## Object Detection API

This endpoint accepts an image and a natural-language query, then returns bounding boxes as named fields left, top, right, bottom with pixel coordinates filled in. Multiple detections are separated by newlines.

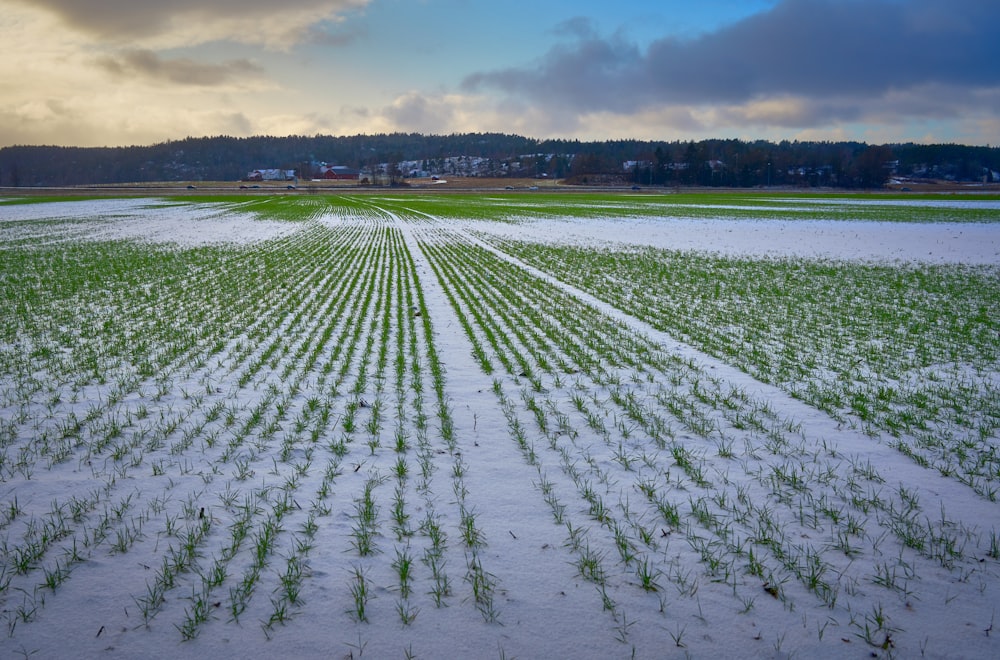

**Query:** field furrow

left=0, top=193, right=997, bottom=659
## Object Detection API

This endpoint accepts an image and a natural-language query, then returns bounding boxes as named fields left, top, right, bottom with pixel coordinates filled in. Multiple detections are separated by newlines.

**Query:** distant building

left=319, top=165, right=360, bottom=180
left=245, top=169, right=296, bottom=181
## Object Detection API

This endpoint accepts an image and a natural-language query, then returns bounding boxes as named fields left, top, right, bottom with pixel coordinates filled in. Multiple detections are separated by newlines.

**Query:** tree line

left=0, top=133, right=996, bottom=188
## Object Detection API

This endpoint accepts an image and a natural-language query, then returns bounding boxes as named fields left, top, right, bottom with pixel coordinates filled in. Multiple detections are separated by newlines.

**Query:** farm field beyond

left=1, top=192, right=999, bottom=659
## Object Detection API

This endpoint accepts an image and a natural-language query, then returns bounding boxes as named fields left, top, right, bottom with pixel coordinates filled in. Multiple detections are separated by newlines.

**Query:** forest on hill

left=0, top=133, right=997, bottom=188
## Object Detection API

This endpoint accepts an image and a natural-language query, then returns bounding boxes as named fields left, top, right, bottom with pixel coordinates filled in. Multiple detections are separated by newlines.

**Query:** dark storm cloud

left=96, top=50, right=264, bottom=86
left=464, top=22, right=645, bottom=114
left=463, top=0, right=1000, bottom=115
left=11, top=0, right=368, bottom=41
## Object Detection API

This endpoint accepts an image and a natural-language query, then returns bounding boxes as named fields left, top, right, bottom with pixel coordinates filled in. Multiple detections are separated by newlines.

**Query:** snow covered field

left=0, top=193, right=998, bottom=659
left=472, top=215, right=1000, bottom=264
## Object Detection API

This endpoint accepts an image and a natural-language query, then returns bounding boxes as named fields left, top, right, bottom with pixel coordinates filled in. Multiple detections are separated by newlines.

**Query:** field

left=0, top=192, right=998, bottom=658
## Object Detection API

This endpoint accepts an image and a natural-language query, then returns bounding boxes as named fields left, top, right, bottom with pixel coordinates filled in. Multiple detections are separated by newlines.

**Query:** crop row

left=398, top=215, right=998, bottom=656
left=484, top=237, right=1000, bottom=498
left=359, top=191, right=1000, bottom=223
left=0, top=201, right=497, bottom=651
left=1, top=195, right=997, bottom=658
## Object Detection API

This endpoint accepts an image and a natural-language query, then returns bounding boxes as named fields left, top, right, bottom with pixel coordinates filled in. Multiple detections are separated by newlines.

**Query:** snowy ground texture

left=1, top=192, right=999, bottom=659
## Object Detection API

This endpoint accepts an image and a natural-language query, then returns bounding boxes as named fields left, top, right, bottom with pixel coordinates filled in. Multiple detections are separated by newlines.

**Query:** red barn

left=320, top=165, right=360, bottom=180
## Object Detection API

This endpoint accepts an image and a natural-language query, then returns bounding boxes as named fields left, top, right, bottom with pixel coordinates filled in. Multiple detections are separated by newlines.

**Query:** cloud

left=0, top=94, right=259, bottom=148
left=463, top=27, right=643, bottom=115
left=306, top=90, right=557, bottom=139
left=463, top=0, right=1000, bottom=125
left=380, top=92, right=458, bottom=134
left=96, top=50, right=265, bottom=86
left=551, top=17, right=599, bottom=41
left=8, top=0, right=372, bottom=48
left=303, top=22, right=367, bottom=47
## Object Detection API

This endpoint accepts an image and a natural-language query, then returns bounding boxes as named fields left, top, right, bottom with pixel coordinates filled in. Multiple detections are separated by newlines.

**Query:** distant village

left=245, top=153, right=1000, bottom=189
left=243, top=164, right=361, bottom=182
left=243, top=156, right=509, bottom=183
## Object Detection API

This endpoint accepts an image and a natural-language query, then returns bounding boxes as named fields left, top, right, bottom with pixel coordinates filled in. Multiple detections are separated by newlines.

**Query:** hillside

left=1, top=133, right=997, bottom=189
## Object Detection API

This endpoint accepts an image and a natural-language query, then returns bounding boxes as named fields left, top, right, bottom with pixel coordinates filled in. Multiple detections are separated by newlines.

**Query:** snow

left=0, top=195, right=998, bottom=659
left=781, top=197, right=1000, bottom=210
left=469, top=216, right=1000, bottom=264
left=0, top=199, right=294, bottom=245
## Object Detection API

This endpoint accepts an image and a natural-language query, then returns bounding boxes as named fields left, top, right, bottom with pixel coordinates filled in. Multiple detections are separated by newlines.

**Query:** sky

left=1, top=0, right=998, bottom=148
